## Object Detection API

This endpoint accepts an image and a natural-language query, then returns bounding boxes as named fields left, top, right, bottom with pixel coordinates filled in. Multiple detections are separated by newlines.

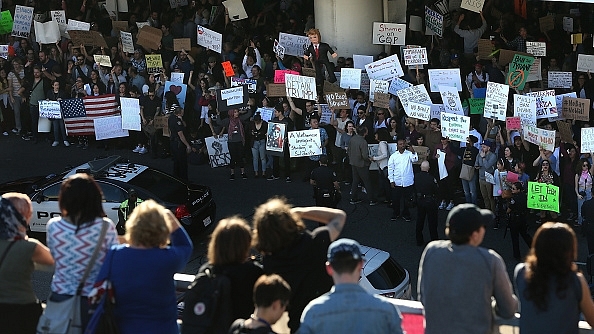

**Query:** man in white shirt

left=388, top=138, right=418, bottom=221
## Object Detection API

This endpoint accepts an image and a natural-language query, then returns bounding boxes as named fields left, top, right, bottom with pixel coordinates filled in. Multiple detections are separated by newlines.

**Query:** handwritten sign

left=197, top=25, right=222, bottom=53
left=205, top=135, right=230, bottom=167
left=526, top=42, right=546, bottom=57
left=145, top=54, right=163, bottom=74
left=94, top=116, right=129, bottom=140
left=274, top=69, right=299, bottom=84
left=523, top=125, right=540, bottom=147
left=0, top=11, right=14, bottom=35
left=365, top=54, right=404, bottom=80
left=257, top=107, right=274, bottom=122
left=325, top=92, right=349, bottom=109
left=556, top=120, right=573, bottom=143
left=170, top=72, right=184, bottom=83
left=428, top=68, right=462, bottom=92
left=555, top=92, right=576, bottom=121
left=67, top=19, right=90, bottom=31
left=11, top=5, right=33, bottom=38
left=221, top=61, right=234, bottom=77
left=527, top=182, right=559, bottom=213
left=406, top=102, right=431, bottom=121
left=120, top=97, right=141, bottom=131
left=318, top=104, right=332, bottom=124
left=388, top=77, right=412, bottom=95
left=285, top=74, right=317, bottom=100
left=403, top=47, right=428, bottom=66
left=514, top=94, right=536, bottom=126
left=538, top=128, right=556, bottom=151
left=68, top=30, right=108, bottom=48
left=507, top=54, right=535, bottom=90
left=217, top=85, right=248, bottom=111
left=266, top=83, right=286, bottom=97
left=526, top=90, right=557, bottom=119
left=278, top=32, right=309, bottom=57
left=506, top=117, right=521, bottom=130
left=39, top=101, right=61, bottom=118
left=397, top=84, right=432, bottom=114
left=273, top=39, right=285, bottom=59
left=93, top=55, right=112, bottom=67
left=369, top=79, right=389, bottom=102
left=441, top=113, right=470, bottom=142
left=430, top=104, right=445, bottom=120
left=563, top=17, right=573, bottom=32
left=439, top=85, right=464, bottom=115
left=372, top=22, right=406, bottom=45
left=562, top=97, right=590, bottom=121
left=548, top=72, right=572, bottom=89
left=120, top=31, right=134, bottom=54
left=340, top=68, right=362, bottom=89
left=231, top=77, right=257, bottom=94
left=469, top=98, right=485, bottom=115
left=582, top=128, right=594, bottom=153
left=425, top=6, right=443, bottom=37
left=577, top=54, right=594, bottom=73
left=483, top=82, right=508, bottom=121
left=288, top=130, right=321, bottom=158
left=461, top=0, right=484, bottom=13
left=374, top=92, right=390, bottom=109
left=173, top=38, right=191, bottom=51
left=478, top=39, right=493, bottom=60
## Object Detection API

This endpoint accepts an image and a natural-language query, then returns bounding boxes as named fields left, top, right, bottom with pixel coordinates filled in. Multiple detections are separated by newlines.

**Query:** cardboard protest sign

left=266, top=83, right=286, bottom=97
left=197, top=25, right=222, bottom=53
left=369, top=79, right=389, bottom=102
left=231, top=77, right=257, bottom=94
left=274, top=70, right=299, bottom=84
left=406, top=102, right=431, bottom=121
left=539, top=15, right=554, bottom=32
left=483, top=82, right=509, bottom=121
left=507, top=54, right=535, bottom=90
left=301, top=67, right=316, bottom=78
left=257, top=107, right=274, bottom=122
left=340, top=68, right=362, bottom=90
left=120, top=31, right=134, bottom=54
left=136, top=25, right=162, bottom=51
left=119, top=97, right=141, bottom=131
left=469, top=98, right=485, bottom=115
left=111, top=21, right=128, bottom=33
left=68, top=30, right=108, bottom=48
left=288, top=130, right=322, bottom=158
left=562, top=97, right=590, bottom=121
left=11, top=5, right=33, bottom=38
left=555, top=92, right=576, bottom=120
left=365, top=54, right=404, bottom=80
left=440, top=113, right=470, bottom=142
left=527, top=182, right=559, bottom=213
left=266, top=122, right=286, bottom=155
left=216, top=85, right=249, bottom=111
left=273, top=39, right=285, bottom=59
left=93, top=55, right=112, bottom=67
left=173, top=38, right=191, bottom=52
left=498, top=49, right=531, bottom=66
left=439, top=85, right=464, bottom=115
left=526, top=90, right=557, bottom=119
left=222, top=0, right=248, bottom=21
left=548, top=72, right=572, bottom=89
left=373, top=92, right=391, bottom=109
left=284, top=74, right=316, bottom=100
left=388, top=77, right=412, bottom=95
left=145, top=54, right=163, bottom=73
left=526, top=42, right=546, bottom=57
left=353, top=55, right=374, bottom=70
left=477, top=39, right=493, bottom=60
left=577, top=54, right=594, bottom=73
left=325, top=92, right=349, bottom=109
left=372, top=22, right=406, bottom=45
left=94, top=116, right=129, bottom=140
left=164, top=81, right=187, bottom=109
left=50, top=10, right=68, bottom=38
left=0, top=11, right=13, bottom=35
left=461, top=0, right=484, bottom=13
left=67, top=19, right=90, bottom=31
left=205, top=135, right=231, bottom=167
left=222, top=61, right=234, bottom=77
left=153, top=115, right=169, bottom=136
left=425, top=6, right=443, bottom=37
left=582, top=128, right=594, bottom=153
left=278, top=32, right=309, bottom=57
left=324, top=81, right=344, bottom=93
left=506, top=117, right=521, bottom=131
left=428, top=68, right=462, bottom=92
left=34, top=20, right=60, bottom=44
left=170, top=72, right=184, bottom=83
left=397, top=84, right=432, bottom=114
left=556, top=120, right=573, bottom=144
left=403, top=47, right=428, bottom=66
left=39, top=101, right=62, bottom=119
left=136, top=22, right=150, bottom=30
left=514, top=94, right=536, bottom=126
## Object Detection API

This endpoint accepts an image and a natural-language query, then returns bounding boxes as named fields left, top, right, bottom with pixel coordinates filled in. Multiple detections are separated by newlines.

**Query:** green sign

left=469, top=98, right=485, bottom=115
left=0, top=11, right=13, bottom=35
left=506, top=54, right=535, bottom=90
left=527, top=181, right=559, bottom=213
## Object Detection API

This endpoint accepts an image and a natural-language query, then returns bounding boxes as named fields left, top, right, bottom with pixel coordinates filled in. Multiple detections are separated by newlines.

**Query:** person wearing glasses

left=575, top=158, right=594, bottom=226
left=354, top=105, right=374, bottom=144
left=372, top=108, right=389, bottom=131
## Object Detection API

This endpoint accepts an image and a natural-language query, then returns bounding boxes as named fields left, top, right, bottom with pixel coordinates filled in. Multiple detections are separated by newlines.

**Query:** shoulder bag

left=37, top=220, right=109, bottom=334
left=85, top=249, right=120, bottom=334
left=459, top=164, right=475, bottom=181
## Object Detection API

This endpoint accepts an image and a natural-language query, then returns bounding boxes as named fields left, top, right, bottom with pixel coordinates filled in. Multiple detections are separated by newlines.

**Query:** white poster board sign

left=340, top=68, right=362, bottom=89
left=372, top=22, right=406, bottom=46
left=94, top=116, right=129, bottom=140
left=548, top=71, right=573, bottom=89
left=353, top=55, right=374, bottom=70
left=526, top=58, right=542, bottom=82
left=257, top=107, right=274, bottom=122
left=430, top=104, right=445, bottom=120
left=406, top=102, right=431, bottom=121
left=441, top=113, right=470, bottom=142
left=120, top=97, right=141, bottom=131
left=397, top=84, right=432, bottom=114
left=278, top=32, right=310, bottom=57
left=388, top=77, right=412, bottom=95
left=483, top=81, right=509, bottom=121
left=428, top=68, right=462, bottom=92
left=526, top=90, right=558, bottom=119
left=288, top=129, right=322, bottom=158
left=36, top=20, right=61, bottom=44
left=403, top=47, right=428, bottom=66
left=50, top=10, right=68, bottom=39
left=369, top=79, right=389, bottom=102
left=39, top=100, right=62, bottom=119
left=67, top=19, right=90, bottom=31
left=205, top=135, right=230, bottom=167
left=222, top=0, right=248, bottom=21
left=526, top=42, right=546, bottom=57
left=439, top=85, right=464, bottom=115
left=460, top=0, right=485, bottom=13
left=577, top=54, right=594, bottom=73
left=11, top=5, right=34, bottom=38
left=120, top=31, right=134, bottom=54
left=365, top=54, right=404, bottom=80
left=513, top=94, right=536, bottom=126
left=581, top=128, right=594, bottom=153
left=197, top=25, right=222, bottom=53
left=285, top=74, right=317, bottom=100
left=170, top=72, right=184, bottom=83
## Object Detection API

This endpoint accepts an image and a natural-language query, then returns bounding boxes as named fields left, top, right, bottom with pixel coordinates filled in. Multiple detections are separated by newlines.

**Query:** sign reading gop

left=372, top=22, right=406, bottom=46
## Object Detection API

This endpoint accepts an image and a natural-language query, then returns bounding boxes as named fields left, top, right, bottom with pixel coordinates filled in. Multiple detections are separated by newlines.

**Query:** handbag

left=459, top=164, right=475, bottom=181
left=37, top=220, right=109, bottom=334
left=85, top=251, right=120, bottom=334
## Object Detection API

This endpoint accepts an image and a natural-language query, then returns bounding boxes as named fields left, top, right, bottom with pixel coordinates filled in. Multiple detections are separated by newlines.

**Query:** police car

left=0, top=156, right=216, bottom=236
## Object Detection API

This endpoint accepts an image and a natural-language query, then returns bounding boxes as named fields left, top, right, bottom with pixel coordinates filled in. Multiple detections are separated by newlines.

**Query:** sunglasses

left=584, top=164, right=589, bottom=167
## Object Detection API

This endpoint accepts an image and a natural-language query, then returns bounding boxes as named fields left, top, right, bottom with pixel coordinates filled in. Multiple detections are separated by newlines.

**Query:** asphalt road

left=1, top=133, right=589, bottom=301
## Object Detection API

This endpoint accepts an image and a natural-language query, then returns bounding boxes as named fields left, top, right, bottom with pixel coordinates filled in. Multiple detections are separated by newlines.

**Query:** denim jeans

left=461, top=172, right=478, bottom=204
left=52, top=118, right=67, bottom=142
left=251, top=139, right=266, bottom=173
left=578, top=189, right=592, bottom=224
left=10, top=95, right=21, bottom=131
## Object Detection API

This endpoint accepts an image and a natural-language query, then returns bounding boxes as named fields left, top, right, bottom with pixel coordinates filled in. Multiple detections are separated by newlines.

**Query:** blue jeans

left=52, top=118, right=67, bottom=142
left=252, top=139, right=266, bottom=173
left=461, top=172, right=478, bottom=204
left=578, top=189, right=592, bottom=224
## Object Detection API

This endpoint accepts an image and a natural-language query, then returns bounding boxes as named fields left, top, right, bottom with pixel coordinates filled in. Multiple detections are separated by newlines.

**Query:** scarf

left=227, top=110, right=245, bottom=144
left=0, top=198, right=27, bottom=241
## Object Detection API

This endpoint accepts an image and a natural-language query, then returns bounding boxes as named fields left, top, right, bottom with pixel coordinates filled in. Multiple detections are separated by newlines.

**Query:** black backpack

left=181, top=264, right=233, bottom=334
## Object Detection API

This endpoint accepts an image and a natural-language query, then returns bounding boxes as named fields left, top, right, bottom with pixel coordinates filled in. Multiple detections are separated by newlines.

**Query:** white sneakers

left=63, top=141, right=70, bottom=147
left=138, top=147, right=148, bottom=154
left=52, top=141, right=59, bottom=147
left=133, top=145, right=142, bottom=153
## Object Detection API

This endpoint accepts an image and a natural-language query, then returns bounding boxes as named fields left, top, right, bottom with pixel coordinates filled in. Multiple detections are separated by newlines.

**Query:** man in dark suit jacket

left=304, top=28, right=338, bottom=85
left=354, top=105, right=374, bottom=143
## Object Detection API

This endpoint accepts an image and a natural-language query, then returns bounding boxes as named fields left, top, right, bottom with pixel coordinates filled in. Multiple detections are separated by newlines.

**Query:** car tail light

left=380, top=292, right=396, bottom=298
left=175, top=204, right=191, bottom=219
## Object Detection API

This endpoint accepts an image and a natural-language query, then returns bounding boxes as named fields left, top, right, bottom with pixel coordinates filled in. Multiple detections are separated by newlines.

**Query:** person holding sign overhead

left=304, top=28, right=338, bottom=86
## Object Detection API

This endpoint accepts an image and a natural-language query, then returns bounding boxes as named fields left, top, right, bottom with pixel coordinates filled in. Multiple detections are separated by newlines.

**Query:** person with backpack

left=182, top=217, right=264, bottom=334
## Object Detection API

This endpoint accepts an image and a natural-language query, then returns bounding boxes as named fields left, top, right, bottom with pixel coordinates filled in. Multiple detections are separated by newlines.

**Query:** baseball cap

left=327, top=238, right=363, bottom=263
left=451, top=53, right=459, bottom=60
left=446, top=203, right=493, bottom=236
left=481, top=139, right=494, bottom=148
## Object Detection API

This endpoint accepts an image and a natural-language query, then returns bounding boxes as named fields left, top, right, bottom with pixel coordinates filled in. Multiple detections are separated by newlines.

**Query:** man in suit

left=304, top=28, right=338, bottom=86
left=347, top=126, right=377, bottom=206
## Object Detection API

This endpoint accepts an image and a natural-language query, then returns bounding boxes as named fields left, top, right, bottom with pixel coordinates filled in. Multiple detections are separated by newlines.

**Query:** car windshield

left=367, top=257, right=407, bottom=290
left=127, top=169, right=187, bottom=203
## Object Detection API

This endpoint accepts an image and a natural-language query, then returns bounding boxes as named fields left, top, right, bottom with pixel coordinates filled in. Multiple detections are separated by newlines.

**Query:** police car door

left=30, top=182, right=62, bottom=233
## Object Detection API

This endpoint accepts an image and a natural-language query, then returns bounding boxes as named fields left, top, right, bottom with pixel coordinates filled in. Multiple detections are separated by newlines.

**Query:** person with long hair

left=561, top=144, right=580, bottom=223
left=222, top=109, right=247, bottom=180
left=371, top=128, right=392, bottom=203
left=247, top=112, right=268, bottom=178
left=575, top=158, right=594, bottom=226
left=515, top=222, right=594, bottom=332
left=534, top=158, right=560, bottom=223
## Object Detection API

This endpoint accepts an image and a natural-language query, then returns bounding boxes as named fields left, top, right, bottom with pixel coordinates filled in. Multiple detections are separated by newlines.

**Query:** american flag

left=61, top=94, right=119, bottom=136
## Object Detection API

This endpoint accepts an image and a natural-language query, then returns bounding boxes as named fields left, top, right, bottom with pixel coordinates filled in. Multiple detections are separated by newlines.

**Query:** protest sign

left=498, top=49, right=531, bottom=66
left=526, top=90, right=557, bottom=119
left=425, top=6, right=443, bottom=37
left=469, top=98, right=485, bottom=115
left=302, top=67, right=316, bottom=78
left=145, top=54, right=163, bottom=74
left=478, top=39, right=493, bottom=60
left=67, top=19, right=90, bottom=31
left=555, top=92, right=576, bottom=120
left=461, top=0, right=484, bottom=13
left=136, top=25, right=162, bottom=51
left=266, top=122, right=286, bottom=155
left=353, top=55, right=374, bottom=70
left=39, top=101, right=61, bottom=119
left=136, top=22, right=150, bottom=30
left=231, top=77, right=257, bottom=94
left=173, top=38, right=191, bottom=51
left=397, top=84, right=432, bottom=113
left=216, top=85, right=249, bottom=111
left=318, top=104, right=332, bottom=124
left=563, top=17, right=573, bottom=32
left=94, top=116, right=129, bottom=140
left=205, top=135, right=230, bottom=168
left=430, top=104, right=445, bottom=120
left=93, top=55, right=112, bottom=67
left=164, top=81, right=187, bottom=109
left=324, top=81, right=344, bottom=93
left=556, top=120, right=574, bottom=143
left=577, top=54, right=594, bottom=73
left=506, top=117, right=521, bottom=131
left=582, top=128, right=594, bottom=153
left=388, top=77, right=412, bottom=95
left=68, top=30, right=108, bottom=48
left=340, top=68, right=362, bottom=90
left=105, top=0, right=129, bottom=12
left=274, top=69, right=299, bottom=84
left=527, top=182, right=559, bottom=213
left=119, top=97, right=141, bottom=131
left=507, top=54, right=535, bottom=90
left=562, top=97, right=590, bottom=121
left=0, top=45, right=8, bottom=60
left=11, top=5, right=33, bottom=38
left=523, top=125, right=540, bottom=146
left=285, top=74, right=317, bottom=100
left=369, top=79, right=389, bottom=102
left=325, top=92, right=349, bottom=109
left=483, top=82, right=509, bottom=121
left=34, top=20, right=60, bottom=44
left=168, top=0, right=188, bottom=8
left=111, top=21, right=128, bottom=33
left=197, top=25, right=222, bottom=53
left=428, top=68, right=462, bottom=92
left=120, top=31, right=134, bottom=54
left=526, top=42, right=546, bottom=57
left=288, top=130, right=322, bottom=158
left=548, top=72, right=572, bottom=89
left=365, top=55, right=404, bottom=80
left=278, top=32, right=309, bottom=57
left=403, top=47, right=428, bottom=66
left=153, top=115, right=169, bottom=136
left=222, top=0, right=248, bottom=21
left=38, top=117, right=51, bottom=133
left=373, top=92, right=390, bottom=109
left=266, top=83, right=286, bottom=97
left=273, top=39, right=285, bottom=59
left=526, top=58, right=541, bottom=82
left=539, top=128, right=556, bottom=151
left=170, top=72, right=184, bottom=83
left=473, top=87, right=486, bottom=98
left=539, top=15, right=554, bottom=32
left=222, top=61, right=234, bottom=77
left=514, top=94, right=536, bottom=126
left=439, top=85, right=464, bottom=115
left=406, top=102, right=431, bottom=121
left=440, top=113, right=470, bottom=142
left=372, top=22, right=406, bottom=45
left=0, top=11, right=13, bottom=35
left=257, top=107, right=275, bottom=122
left=571, top=33, right=583, bottom=45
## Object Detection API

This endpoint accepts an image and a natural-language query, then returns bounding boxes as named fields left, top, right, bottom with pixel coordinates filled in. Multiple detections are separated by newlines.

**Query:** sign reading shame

left=372, top=22, right=406, bottom=45
left=288, top=130, right=322, bottom=158
left=285, top=74, right=317, bottom=100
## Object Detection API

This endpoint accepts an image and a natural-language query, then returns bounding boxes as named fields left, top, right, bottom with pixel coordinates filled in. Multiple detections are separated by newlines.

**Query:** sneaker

left=438, top=200, right=446, bottom=210
left=267, top=175, right=279, bottom=181
left=446, top=202, right=455, bottom=211
left=286, top=177, right=292, bottom=183
left=349, top=199, right=362, bottom=204
left=52, top=141, right=59, bottom=147
left=21, top=135, right=30, bottom=141
left=362, top=187, right=367, bottom=194
left=241, top=173, right=247, bottom=180
left=229, top=174, right=235, bottom=180
left=391, top=216, right=399, bottom=221
left=2, top=131, right=7, bottom=136
left=11, top=128, right=18, bottom=134
left=403, top=216, right=412, bottom=222
left=369, top=201, right=378, bottom=206
left=63, top=141, right=70, bottom=147
left=132, top=145, right=141, bottom=153
left=138, top=147, right=148, bottom=154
